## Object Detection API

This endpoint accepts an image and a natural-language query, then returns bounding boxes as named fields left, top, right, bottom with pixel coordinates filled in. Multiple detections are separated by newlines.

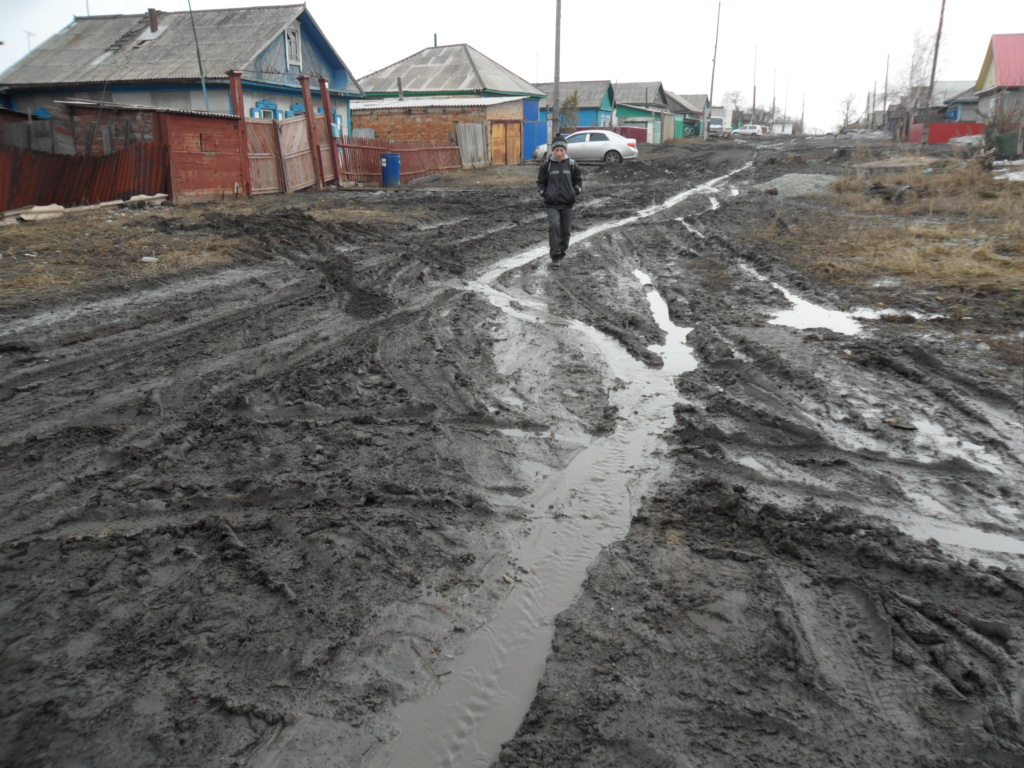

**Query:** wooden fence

left=0, top=143, right=168, bottom=212
left=338, top=136, right=461, bottom=184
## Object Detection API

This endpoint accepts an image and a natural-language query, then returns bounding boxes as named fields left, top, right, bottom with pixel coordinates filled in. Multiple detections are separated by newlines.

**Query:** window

left=285, top=26, right=301, bottom=67
left=590, top=132, right=609, bottom=143
left=567, top=133, right=587, bottom=144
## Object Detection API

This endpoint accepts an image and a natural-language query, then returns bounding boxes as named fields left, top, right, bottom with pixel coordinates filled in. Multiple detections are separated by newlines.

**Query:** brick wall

left=353, top=105, right=493, bottom=143
left=485, top=101, right=524, bottom=121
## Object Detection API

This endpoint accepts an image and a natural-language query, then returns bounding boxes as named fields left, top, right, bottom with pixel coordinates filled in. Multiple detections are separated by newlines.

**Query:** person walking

left=537, top=137, right=583, bottom=262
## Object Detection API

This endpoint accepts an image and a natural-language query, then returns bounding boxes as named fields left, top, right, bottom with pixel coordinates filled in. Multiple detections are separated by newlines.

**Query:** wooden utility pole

left=752, top=46, right=757, bottom=117
left=922, top=0, right=946, bottom=144
left=552, top=0, right=561, bottom=141
left=704, top=1, right=721, bottom=140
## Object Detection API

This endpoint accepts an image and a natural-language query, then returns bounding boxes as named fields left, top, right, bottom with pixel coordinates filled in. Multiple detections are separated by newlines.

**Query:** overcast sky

left=1, top=0, right=1019, bottom=133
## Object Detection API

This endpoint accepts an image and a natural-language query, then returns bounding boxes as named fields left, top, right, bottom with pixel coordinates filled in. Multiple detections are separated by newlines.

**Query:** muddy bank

left=2, top=137, right=1022, bottom=768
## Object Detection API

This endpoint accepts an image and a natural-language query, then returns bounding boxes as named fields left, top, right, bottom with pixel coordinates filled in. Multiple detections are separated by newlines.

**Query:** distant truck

left=707, top=107, right=734, bottom=136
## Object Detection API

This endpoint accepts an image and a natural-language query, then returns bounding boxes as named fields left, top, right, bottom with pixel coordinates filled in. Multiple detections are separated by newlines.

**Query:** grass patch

left=767, top=156, right=1024, bottom=297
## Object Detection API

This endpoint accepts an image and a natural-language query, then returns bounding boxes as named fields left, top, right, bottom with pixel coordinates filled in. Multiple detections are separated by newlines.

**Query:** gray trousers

left=546, top=206, right=573, bottom=255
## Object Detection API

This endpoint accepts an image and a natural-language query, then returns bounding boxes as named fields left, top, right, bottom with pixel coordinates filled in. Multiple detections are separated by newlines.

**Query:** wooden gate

left=246, top=119, right=282, bottom=195
left=456, top=123, right=487, bottom=168
left=315, top=115, right=337, bottom=183
left=278, top=116, right=316, bottom=192
left=489, top=120, right=522, bottom=166
left=246, top=116, right=317, bottom=195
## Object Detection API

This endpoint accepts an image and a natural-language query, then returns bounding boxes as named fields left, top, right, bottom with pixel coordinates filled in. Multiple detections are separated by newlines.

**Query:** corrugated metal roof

left=678, top=94, right=709, bottom=110
left=0, top=5, right=351, bottom=89
left=359, top=44, right=543, bottom=98
left=56, top=98, right=237, bottom=119
left=352, top=96, right=520, bottom=110
left=993, top=34, right=1024, bottom=87
left=975, top=34, right=1024, bottom=92
left=613, top=82, right=667, bottom=107
left=532, top=81, right=613, bottom=109
left=665, top=91, right=701, bottom=115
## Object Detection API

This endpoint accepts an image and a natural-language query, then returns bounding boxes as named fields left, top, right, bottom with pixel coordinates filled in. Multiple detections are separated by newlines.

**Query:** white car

left=533, top=130, right=639, bottom=163
left=733, top=124, right=765, bottom=136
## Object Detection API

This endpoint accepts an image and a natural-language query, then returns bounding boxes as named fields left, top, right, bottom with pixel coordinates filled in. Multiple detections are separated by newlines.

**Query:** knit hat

left=551, top=138, right=568, bottom=151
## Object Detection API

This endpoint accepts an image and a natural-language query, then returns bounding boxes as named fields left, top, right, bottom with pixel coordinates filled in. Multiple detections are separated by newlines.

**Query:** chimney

left=148, top=8, right=158, bottom=33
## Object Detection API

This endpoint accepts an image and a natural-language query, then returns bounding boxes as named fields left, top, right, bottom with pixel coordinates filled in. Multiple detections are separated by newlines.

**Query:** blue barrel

left=381, top=152, right=401, bottom=187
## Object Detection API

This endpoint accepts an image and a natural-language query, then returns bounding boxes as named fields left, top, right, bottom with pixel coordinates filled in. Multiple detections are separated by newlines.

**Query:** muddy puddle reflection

left=365, top=174, right=749, bottom=768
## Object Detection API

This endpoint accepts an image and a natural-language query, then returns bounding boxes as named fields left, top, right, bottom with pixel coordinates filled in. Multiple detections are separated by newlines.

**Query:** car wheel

left=603, top=150, right=622, bottom=164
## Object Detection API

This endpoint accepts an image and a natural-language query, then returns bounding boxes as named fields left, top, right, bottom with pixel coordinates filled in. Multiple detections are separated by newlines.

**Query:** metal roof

left=358, top=44, right=543, bottom=98
left=678, top=93, right=709, bottom=111
left=0, top=5, right=358, bottom=94
left=612, top=82, right=668, bottom=107
left=975, top=33, right=1024, bottom=91
left=532, top=81, right=613, bottom=109
left=55, top=98, right=237, bottom=119
left=352, top=96, right=521, bottom=110
left=665, top=91, right=701, bottom=115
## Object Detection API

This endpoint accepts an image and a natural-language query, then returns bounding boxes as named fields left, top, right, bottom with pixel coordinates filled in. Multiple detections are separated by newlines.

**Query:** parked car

left=533, top=130, right=639, bottom=163
left=733, top=124, right=765, bottom=136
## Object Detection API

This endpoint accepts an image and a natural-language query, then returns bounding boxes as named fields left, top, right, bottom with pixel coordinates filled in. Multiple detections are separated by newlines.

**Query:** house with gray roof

left=533, top=81, right=615, bottom=130
left=665, top=91, right=703, bottom=138
left=613, top=82, right=670, bottom=142
left=357, top=44, right=545, bottom=163
left=0, top=5, right=362, bottom=132
left=359, top=44, right=543, bottom=100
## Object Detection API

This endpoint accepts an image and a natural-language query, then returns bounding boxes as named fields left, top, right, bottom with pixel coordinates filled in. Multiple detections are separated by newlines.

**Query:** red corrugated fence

left=0, top=143, right=169, bottom=212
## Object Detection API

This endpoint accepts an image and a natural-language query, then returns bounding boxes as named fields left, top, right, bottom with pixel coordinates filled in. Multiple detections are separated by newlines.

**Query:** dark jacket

left=537, top=156, right=583, bottom=209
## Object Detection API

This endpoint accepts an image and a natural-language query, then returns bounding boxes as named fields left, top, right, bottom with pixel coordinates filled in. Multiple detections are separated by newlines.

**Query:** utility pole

left=883, top=55, right=889, bottom=112
left=24, top=30, right=35, bottom=52
left=922, top=0, right=946, bottom=144
left=752, top=46, right=757, bottom=118
left=704, top=1, right=721, bottom=140
left=552, top=0, right=561, bottom=142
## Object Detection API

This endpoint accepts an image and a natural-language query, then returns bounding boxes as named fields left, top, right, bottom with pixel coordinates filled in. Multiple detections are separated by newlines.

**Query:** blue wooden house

left=0, top=5, right=363, bottom=135
left=534, top=81, right=615, bottom=132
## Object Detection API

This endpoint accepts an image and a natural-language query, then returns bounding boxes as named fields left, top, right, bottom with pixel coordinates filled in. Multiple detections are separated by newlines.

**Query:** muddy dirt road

left=2, top=138, right=1023, bottom=768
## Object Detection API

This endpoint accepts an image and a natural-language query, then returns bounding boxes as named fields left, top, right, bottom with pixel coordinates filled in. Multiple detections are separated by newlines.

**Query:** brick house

left=357, top=44, right=544, bottom=163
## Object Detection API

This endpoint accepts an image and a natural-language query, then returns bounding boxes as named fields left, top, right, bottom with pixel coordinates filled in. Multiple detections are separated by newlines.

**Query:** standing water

left=365, top=170, right=746, bottom=767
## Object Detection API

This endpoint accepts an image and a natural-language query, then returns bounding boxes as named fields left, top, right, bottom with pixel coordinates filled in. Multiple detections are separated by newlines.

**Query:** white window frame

left=285, top=25, right=302, bottom=67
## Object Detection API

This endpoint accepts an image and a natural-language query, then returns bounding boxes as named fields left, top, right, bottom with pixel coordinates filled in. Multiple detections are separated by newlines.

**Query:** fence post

left=318, top=77, right=342, bottom=183
left=229, top=71, right=252, bottom=197
left=299, top=75, right=325, bottom=189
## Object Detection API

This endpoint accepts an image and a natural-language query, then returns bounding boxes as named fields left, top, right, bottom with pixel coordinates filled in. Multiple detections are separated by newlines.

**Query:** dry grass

left=769, top=155, right=1024, bottom=298
left=0, top=206, right=245, bottom=308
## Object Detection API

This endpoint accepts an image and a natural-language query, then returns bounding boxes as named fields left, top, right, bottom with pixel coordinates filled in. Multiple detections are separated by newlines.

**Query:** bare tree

left=723, top=90, right=744, bottom=112
left=894, top=30, right=935, bottom=110
left=837, top=94, right=859, bottom=133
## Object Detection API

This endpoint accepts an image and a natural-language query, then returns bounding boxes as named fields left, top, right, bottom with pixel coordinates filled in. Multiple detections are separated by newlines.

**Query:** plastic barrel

left=381, top=152, right=401, bottom=187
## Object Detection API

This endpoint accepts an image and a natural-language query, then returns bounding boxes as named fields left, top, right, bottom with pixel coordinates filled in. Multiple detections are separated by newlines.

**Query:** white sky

left=0, top=0, right=1020, bottom=133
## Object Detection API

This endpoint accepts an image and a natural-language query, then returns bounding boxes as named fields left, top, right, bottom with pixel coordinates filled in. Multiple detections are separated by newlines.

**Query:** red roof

left=990, top=34, right=1024, bottom=87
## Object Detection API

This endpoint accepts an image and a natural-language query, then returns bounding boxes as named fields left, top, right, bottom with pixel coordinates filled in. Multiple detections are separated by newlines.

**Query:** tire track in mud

left=358, top=166, right=752, bottom=768
left=496, top=147, right=1024, bottom=767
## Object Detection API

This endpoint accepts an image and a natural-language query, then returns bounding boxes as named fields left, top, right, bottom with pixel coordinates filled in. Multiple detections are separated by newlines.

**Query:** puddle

left=740, top=263, right=868, bottom=335
left=634, top=269, right=697, bottom=374
left=365, top=173, right=733, bottom=768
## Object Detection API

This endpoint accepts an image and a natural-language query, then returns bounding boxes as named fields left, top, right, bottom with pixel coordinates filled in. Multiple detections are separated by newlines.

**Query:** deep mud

left=2, top=137, right=1022, bottom=768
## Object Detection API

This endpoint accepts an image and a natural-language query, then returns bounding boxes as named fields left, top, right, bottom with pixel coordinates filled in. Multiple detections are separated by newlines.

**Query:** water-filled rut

left=365, top=172, right=746, bottom=767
